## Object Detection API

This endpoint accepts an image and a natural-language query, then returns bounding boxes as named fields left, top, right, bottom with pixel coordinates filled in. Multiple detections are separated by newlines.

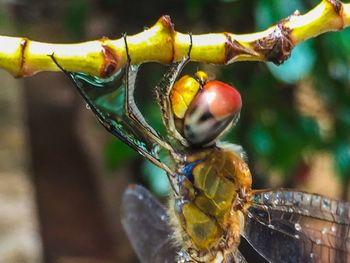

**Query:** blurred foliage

left=267, top=41, right=316, bottom=84
left=63, top=0, right=89, bottom=39
left=104, top=138, right=137, bottom=171
left=142, top=161, right=170, bottom=198
left=35, top=0, right=350, bottom=192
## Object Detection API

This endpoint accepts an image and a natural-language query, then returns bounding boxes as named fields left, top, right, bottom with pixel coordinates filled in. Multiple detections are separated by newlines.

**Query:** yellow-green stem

left=0, top=0, right=349, bottom=78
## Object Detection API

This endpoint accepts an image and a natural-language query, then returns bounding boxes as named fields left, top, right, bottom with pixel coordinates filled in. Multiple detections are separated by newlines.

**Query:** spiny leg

left=155, top=33, right=192, bottom=141
left=123, top=34, right=173, bottom=152
left=122, top=35, right=185, bottom=192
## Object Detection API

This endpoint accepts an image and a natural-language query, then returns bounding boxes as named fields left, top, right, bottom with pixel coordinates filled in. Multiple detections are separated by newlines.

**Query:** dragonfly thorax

left=170, top=147, right=252, bottom=262
left=170, top=71, right=242, bottom=147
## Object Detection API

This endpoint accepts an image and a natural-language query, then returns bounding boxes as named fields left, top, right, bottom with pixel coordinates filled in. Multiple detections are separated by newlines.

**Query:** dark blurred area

left=0, top=0, right=349, bottom=262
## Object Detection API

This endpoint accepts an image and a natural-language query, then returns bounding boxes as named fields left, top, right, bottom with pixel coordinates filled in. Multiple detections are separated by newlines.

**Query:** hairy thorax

left=168, top=145, right=253, bottom=262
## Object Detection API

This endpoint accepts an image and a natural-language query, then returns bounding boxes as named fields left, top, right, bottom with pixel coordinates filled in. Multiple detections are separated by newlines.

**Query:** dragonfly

left=50, top=33, right=350, bottom=263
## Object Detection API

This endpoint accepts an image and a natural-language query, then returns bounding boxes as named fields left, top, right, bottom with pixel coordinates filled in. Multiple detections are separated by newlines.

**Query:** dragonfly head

left=170, top=71, right=241, bottom=147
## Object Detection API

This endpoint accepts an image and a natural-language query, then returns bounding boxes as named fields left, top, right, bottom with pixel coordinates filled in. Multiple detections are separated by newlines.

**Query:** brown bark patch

left=327, top=0, right=342, bottom=14
left=253, top=22, right=294, bottom=65
left=327, top=0, right=345, bottom=29
left=18, top=37, right=28, bottom=77
left=100, top=38, right=119, bottom=78
left=158, top=15, right=175, bottom=63
left=223, top=33, right=258, bottom=64
left=159, top=15, right=174, bottom=32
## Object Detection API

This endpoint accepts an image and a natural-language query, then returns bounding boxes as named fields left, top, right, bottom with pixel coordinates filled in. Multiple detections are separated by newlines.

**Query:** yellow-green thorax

left=172, top=146, right=252, bottom=259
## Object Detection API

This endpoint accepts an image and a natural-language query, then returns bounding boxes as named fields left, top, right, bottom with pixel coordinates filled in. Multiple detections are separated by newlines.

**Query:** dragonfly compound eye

left=185, top=80, right=241, bottom=146
left=171, top=73, right=241, bottom=146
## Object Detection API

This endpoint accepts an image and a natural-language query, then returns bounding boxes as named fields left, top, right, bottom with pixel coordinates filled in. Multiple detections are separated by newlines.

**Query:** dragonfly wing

left=242, top=190, right=350, bottom=263
left=55, top=62, right=173, bottom=171
left=230, top=249, right=248, bottom=263
left=121, top=185, right=178, bottom=263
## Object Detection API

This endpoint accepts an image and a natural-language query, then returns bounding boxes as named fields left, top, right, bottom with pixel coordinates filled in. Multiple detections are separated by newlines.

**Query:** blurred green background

left=0, top=0, right=349, bottom=262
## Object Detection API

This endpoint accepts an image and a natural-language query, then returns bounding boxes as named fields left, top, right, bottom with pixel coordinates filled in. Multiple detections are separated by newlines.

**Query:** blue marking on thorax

left=182, top=159, right=205, bottom=183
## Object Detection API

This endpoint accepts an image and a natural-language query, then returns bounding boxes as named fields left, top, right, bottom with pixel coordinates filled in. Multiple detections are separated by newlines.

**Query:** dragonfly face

left=51, top=34, right=350, bottom=263
left=169, top=70, right=241, bottom=146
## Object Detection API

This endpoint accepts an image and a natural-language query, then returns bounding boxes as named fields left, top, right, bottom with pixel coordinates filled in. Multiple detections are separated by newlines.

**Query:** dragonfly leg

left=122, top=35, right=182, bottom=191
left=155, top=33, right=192, bottom=143
left=123, top=33, right=174, bottom=152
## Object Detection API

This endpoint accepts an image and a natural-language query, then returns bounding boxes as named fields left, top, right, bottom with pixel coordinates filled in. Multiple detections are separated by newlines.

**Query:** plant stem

left=0, top=0, right=349, bottom=78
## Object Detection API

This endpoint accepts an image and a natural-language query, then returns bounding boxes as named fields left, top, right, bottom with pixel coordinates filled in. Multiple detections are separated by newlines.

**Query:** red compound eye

left=201, top=80, right=241, bottom=119
left=183, top=80, right=242, bottom=146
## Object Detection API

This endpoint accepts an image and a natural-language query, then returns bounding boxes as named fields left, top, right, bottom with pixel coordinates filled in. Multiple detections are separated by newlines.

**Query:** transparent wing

left=226, top=249, right=248, bottom=263
left=70, top=68, right=157, bottom=155
left=55, top=62, right=174, bottom=171
left=242, top=189, right=350, bottom=263
left=121, top=185, right=178, bottom=263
